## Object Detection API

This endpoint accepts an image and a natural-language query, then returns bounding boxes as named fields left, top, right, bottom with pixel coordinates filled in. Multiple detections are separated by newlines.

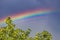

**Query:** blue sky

left=0, top=0, right=60, bottom=40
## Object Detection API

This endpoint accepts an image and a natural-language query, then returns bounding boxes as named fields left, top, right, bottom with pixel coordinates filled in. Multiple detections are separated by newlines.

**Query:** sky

left=0, top=0, right=60, bottom=40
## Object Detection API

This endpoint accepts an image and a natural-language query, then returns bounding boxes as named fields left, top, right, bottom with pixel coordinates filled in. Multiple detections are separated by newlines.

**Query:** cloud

left=0, top=0, right=60, bottom=18
left=37, top=0, right=60, bottom=8
left=0, top=0, right=40, bottom=17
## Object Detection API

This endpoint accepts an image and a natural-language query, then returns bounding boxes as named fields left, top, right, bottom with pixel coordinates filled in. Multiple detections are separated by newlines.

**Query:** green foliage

left=0, top=17, right=52, bottom=40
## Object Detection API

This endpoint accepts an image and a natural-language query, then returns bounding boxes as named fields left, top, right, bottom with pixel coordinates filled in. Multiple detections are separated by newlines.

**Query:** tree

left=41, top=30, right=52, bottom=40
left=0, top=17, right=52, bottom=40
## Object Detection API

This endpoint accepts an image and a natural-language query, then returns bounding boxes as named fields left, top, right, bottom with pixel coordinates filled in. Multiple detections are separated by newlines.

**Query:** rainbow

left=0, top=9, right=52, bottom=24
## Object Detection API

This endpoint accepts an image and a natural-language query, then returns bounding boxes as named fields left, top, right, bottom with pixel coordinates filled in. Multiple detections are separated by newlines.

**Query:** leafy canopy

left=0, top=17, right=52, bottom=40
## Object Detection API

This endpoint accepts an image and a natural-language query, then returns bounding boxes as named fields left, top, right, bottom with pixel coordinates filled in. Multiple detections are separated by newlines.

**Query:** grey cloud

left=0, top=0, right=60, bottom=18
left=0, top=0, right=40, bottom=18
